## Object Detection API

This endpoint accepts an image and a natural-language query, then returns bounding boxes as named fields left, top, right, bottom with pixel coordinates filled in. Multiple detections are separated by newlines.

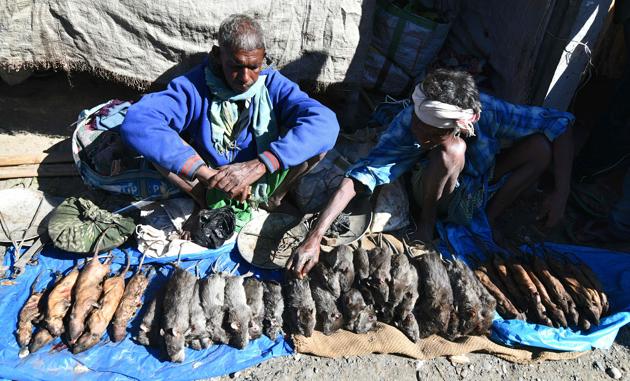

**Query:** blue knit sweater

left=121, top=62, right=339, bottom=179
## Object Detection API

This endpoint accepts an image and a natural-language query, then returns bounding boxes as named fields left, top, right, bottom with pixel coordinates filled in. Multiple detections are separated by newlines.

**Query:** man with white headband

left=288, top=68, right=574, bottom=278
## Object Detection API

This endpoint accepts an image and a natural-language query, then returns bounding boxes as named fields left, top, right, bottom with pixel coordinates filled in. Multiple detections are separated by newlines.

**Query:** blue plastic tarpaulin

left=0, top=243, right=293, bottom=381
left=437, top=212, right=630, bottom=352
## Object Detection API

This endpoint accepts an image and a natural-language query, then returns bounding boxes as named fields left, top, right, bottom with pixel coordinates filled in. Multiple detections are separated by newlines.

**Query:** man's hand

left=538, top=190, right=569, bottom=228
left=286, top=237, right=321, bottom=278
left=198, top=159, right=266, bottom=202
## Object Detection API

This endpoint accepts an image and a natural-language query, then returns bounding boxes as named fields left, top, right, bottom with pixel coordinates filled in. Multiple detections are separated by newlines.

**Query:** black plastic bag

left=191, top=207, right=236, bottom=249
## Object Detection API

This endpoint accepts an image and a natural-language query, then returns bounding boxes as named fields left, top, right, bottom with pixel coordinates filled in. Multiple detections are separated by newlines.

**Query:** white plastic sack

left=369, top=179, right=410, bottom=232
left=136, top=224, right=207, bottom=258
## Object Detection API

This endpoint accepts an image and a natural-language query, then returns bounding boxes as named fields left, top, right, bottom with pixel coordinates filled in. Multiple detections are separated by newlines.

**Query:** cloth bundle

left=191, top=207, right=236, bottom=249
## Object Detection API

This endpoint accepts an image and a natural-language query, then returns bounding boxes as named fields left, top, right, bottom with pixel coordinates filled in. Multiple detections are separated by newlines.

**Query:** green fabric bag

left=47, top=197, right=136, bottom=253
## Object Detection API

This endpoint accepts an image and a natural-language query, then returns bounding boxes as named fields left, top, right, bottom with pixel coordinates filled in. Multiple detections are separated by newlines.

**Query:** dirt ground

left=1, top=71, right=629, bottom=381
left=218, top=327, right=630, bottom=380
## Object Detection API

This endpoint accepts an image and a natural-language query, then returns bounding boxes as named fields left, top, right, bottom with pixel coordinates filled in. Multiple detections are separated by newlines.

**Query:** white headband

left=412, top=85, right=479, bottom=137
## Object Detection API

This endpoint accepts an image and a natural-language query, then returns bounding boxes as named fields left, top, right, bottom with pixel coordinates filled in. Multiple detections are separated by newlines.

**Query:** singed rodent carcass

left=73, top=257, right=130, bottom=354
left=67, top=252, right=112, bottom=345
left=283, top=277, right=316, bottom=337
left=413, top=253, right=453, bottom=338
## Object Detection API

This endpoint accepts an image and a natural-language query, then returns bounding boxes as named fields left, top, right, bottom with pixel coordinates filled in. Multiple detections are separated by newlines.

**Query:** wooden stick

left=0, top=164, right=77, bottom=179
left=0, top=152, right=73, bottom=167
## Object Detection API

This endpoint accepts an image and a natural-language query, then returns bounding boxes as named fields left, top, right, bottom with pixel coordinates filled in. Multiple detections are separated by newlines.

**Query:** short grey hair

left=218, top=14, right=265, bottom=52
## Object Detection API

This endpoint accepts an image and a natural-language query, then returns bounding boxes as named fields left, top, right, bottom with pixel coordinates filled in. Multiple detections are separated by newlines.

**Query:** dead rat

left=16, top=272, right=45, bottom=357
left=310, top=283, right=344, bottom=335
left=321, top=245, right=355, bottom=293
left=465, top=261, right=496, bottom=335
left=381, top=253, right=417, bottom=323
left=161, top=266, right=197, bottom=362
left=136, top=289, right=164, bottom=347
left=29, top=327, right=55, bottom=353
left=68, top=250, right=112, bottom=345
left=413, top=253, right=453, bottom=338
left=187, top=279, right=210, bottom=349
left=244, top=277, right=264, bottom=340
left=73, top=255, right=130, bottom=354
left=366, top=246, right=393, bottom=311
left=340, top=289, right=377, bottom=334
left=111, top=251, right=150, bottom=342
left=353, top=247, right=375, bottom=305
left=199, top=271, right=229, bottom=345
left=309, top=262, right=341, bottom=298
left=223, top=273, right=252, bottom=349
left=262, top=281, right=284, bottom=341
left=283, top=277, right=316, bottom=337
left=353, top=247, right=370, bottom=281
left=395, top=313, right=420, bottom=342
left=44, top=265, right=79, bottom=337
left=446, top=258, right=483, bottom=338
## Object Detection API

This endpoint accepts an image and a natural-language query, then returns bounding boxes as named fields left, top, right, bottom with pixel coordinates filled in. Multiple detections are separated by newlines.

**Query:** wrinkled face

left=219, top=47, right=265, bottom=93
left=411, top=112, right=454, bottom=147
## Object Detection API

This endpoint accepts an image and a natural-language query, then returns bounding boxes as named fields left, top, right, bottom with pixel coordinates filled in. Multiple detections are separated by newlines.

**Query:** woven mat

left=293, top=323, right=587, bottom=364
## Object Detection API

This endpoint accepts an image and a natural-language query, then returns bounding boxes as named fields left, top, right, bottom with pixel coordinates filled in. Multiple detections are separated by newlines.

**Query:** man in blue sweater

left=121, top=14, right=339, bottom=226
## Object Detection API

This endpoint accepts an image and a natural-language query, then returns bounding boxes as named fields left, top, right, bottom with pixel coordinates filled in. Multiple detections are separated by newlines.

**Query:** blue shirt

left=347, top=93, right=575, bottom=193
left=121, top=62, right=340, bottom=179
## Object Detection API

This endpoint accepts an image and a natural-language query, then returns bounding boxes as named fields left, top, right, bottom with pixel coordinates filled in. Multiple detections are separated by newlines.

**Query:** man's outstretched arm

left=287, top=178, right=360, bottom=278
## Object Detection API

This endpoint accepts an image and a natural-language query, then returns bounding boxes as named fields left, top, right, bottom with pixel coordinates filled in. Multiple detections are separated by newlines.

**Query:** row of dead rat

left=16, top=249, right=150, bottom=357
left=24, top=240, right=605, bottom=362
left=471, top=245, right=609, bottom=330
left=132, top=242, right=498, bottom=363
left=16, top=241, right=501, bottom=362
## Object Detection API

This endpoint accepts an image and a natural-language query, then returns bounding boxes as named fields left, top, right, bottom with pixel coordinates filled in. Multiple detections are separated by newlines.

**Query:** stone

left=606, top=367, right=622, bottom=380
left=449, top=355, right=471, bottom=364
left=594, top=361, right=605, bottom=372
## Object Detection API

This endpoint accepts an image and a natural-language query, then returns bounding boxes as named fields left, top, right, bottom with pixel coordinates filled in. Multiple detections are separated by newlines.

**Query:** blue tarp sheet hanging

left=437, top=212, right=630, bottom=352
left=0, top=243, right=293, bottom=381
